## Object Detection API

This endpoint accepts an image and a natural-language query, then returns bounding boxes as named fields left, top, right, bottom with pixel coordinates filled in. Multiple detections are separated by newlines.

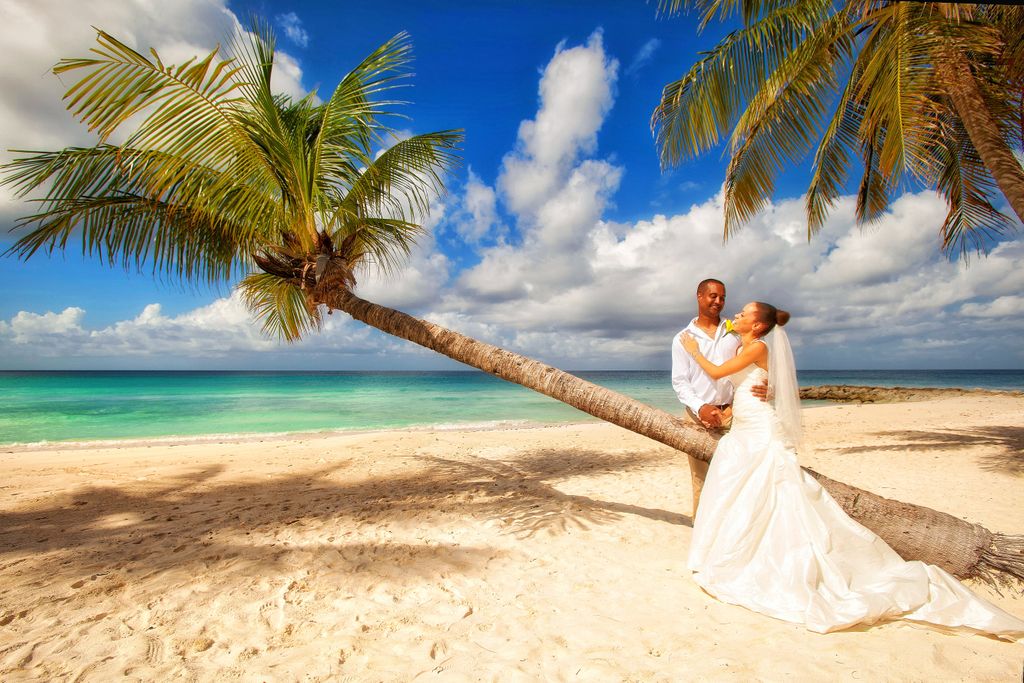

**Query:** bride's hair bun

left=753, top=302, right=789, bottom=334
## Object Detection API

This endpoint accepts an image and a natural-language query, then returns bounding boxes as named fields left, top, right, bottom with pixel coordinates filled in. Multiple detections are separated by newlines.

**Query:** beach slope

left=1, top=394, right=1022, bottom=680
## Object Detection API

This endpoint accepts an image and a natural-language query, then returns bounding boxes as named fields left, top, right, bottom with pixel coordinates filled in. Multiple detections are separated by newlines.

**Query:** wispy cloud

left=276, top=12, right=309, bottom=48
left=626, top=38, right=661, bottom=76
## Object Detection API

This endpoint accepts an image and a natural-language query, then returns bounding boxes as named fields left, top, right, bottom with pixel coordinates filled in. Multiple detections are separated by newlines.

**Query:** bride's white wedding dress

left=688, top=361, right=1024, bottom=638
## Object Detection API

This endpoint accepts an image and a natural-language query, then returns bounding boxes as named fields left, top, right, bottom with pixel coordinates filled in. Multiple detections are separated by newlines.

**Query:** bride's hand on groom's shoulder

left=680, top=332, right=698, bottom=354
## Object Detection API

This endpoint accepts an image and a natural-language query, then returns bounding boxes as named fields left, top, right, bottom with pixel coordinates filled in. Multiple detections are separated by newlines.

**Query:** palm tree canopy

left=652, top=0, right=1024, bottom=257
left=2, top=21, right=462, bottom=341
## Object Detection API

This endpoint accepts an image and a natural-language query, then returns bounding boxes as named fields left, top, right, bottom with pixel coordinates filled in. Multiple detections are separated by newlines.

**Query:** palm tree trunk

left=315, top=285, right=1023, bottom=587
left=317, top=287, right=713, bottom=453
left=938, top=48, right=1024, bottom=226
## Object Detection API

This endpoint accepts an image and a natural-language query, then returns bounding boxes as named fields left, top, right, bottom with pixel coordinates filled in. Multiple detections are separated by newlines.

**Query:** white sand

left=1, top=395, right=1022, bottom=681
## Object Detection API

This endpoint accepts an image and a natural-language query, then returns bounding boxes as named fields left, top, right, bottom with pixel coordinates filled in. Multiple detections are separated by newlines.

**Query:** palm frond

left=930, top=115, right=1015, bottom=257
left=57, top=30, right=242, bottom=141
left=52, top=27, right=284, bottom=231
left=332, top=217, right=428, bottom=277
left=229, top=15, right=277, bottom=105
left=331, top=130, right=462, bottom=228
left=854, top=3, right=952, bottom=182
left=805, top=63, right=863, bottom=236
left=657, top=0, right=793, bottom=27
left=315, top=32, right=415, bottom=158
left=227, top=21, right=308, bottom=235
left=2, top=145, right=278, bottom=283
left=8, top=194, right=242, bottom=284
left=239, top=272, right=322, bottom=342
left=57, top=29, right=266, bottom=189
left=654, top=0, right=1024, bottom=259
left=854, top=128, right=894, bottom=225
left=721, top=8, right=852, bottom=236
left=987, top=7, right=1024, bottom=142
left=653, top=0, right=832, bottom=169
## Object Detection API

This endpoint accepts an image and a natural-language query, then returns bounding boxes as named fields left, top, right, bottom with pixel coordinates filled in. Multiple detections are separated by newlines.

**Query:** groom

left=672, top=278, right=764, bottom=514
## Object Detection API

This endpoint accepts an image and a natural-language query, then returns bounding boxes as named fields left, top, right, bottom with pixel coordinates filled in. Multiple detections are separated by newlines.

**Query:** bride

left=680, top=302, right=1024, bottom=639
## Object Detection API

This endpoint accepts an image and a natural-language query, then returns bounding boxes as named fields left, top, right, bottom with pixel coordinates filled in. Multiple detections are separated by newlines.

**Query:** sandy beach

left=1, top=394, right=1022, bottom=681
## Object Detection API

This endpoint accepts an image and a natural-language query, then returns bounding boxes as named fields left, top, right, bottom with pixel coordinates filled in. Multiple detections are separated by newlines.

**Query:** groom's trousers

left=683, top=407, right=731, bottom=517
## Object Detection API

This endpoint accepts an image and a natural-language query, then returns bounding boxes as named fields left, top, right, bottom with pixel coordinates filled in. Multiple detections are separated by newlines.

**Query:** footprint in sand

left=144, top=636, right=165, bottom=664
left=258, top=601, right=285, bottom=631
left=0, top=610, right=26, bottom=627
left=428, top=641, right=449, bottom=660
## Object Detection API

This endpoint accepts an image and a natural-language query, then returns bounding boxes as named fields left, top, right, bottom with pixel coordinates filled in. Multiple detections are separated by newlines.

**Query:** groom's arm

left=671, top=335, right=720, bottom=426
left=750, top=380, right=769, bottom=401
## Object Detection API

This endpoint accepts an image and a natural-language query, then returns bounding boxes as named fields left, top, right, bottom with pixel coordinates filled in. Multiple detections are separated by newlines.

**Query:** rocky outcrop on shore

left=799, top=385, right=1024, bottom=403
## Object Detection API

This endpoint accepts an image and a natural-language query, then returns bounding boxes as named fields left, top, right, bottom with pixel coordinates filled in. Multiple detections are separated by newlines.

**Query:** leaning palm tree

left=3, top=23, right=1021, bottom=585
left=653, top=0, right=1024, bottom=257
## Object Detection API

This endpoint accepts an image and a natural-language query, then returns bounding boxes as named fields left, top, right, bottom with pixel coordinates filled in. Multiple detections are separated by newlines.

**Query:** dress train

left=687, top=364, right=1024, bottom=638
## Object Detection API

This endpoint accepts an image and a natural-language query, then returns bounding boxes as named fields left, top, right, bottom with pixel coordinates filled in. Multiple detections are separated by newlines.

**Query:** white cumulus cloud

left=0, top=0, right=309, bottom=160
left=497, top=30, right=618, bottom=217
left=0, top=292, right=431, bottom=369
left=960, top=295, right=1024, bottom=318
left=430, top=185, right=1024, bottom=370
left=452, top=169, right=504, bottom=244
left=3, top=307, right=87, bottom=343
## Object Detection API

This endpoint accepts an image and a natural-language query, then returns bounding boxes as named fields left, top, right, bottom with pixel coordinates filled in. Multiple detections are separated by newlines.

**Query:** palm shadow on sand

left=823, top=426, right=1024, bottom=476
left=421, top=449, right=692, bottom=537
left=0, top=446, right=688, bottom=589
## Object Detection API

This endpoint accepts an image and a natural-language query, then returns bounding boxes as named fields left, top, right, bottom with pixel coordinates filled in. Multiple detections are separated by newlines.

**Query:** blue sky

left=1, top=0, right=1022, bottom=371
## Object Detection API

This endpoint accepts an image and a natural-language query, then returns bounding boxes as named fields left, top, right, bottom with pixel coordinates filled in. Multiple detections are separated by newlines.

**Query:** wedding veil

left=766, top=326, right=802, bottom=452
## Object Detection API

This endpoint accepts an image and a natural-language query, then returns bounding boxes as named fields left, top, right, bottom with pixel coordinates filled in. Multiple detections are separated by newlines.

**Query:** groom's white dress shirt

left=671, top=318, right=741, bottom=416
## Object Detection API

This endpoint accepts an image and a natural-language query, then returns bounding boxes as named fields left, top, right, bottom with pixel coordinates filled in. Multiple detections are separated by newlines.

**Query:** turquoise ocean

left=1, top=370, right=1022, bottom=447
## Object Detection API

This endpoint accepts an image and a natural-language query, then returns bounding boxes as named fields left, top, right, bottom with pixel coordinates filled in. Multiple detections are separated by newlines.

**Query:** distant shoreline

left=800, top=385, right=1024, bottom=402
left=0, top=419, right=559, bottom=453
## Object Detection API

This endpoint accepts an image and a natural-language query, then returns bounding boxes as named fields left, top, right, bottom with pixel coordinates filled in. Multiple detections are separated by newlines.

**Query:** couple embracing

left=668, top=278, right=1024, bottom=639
